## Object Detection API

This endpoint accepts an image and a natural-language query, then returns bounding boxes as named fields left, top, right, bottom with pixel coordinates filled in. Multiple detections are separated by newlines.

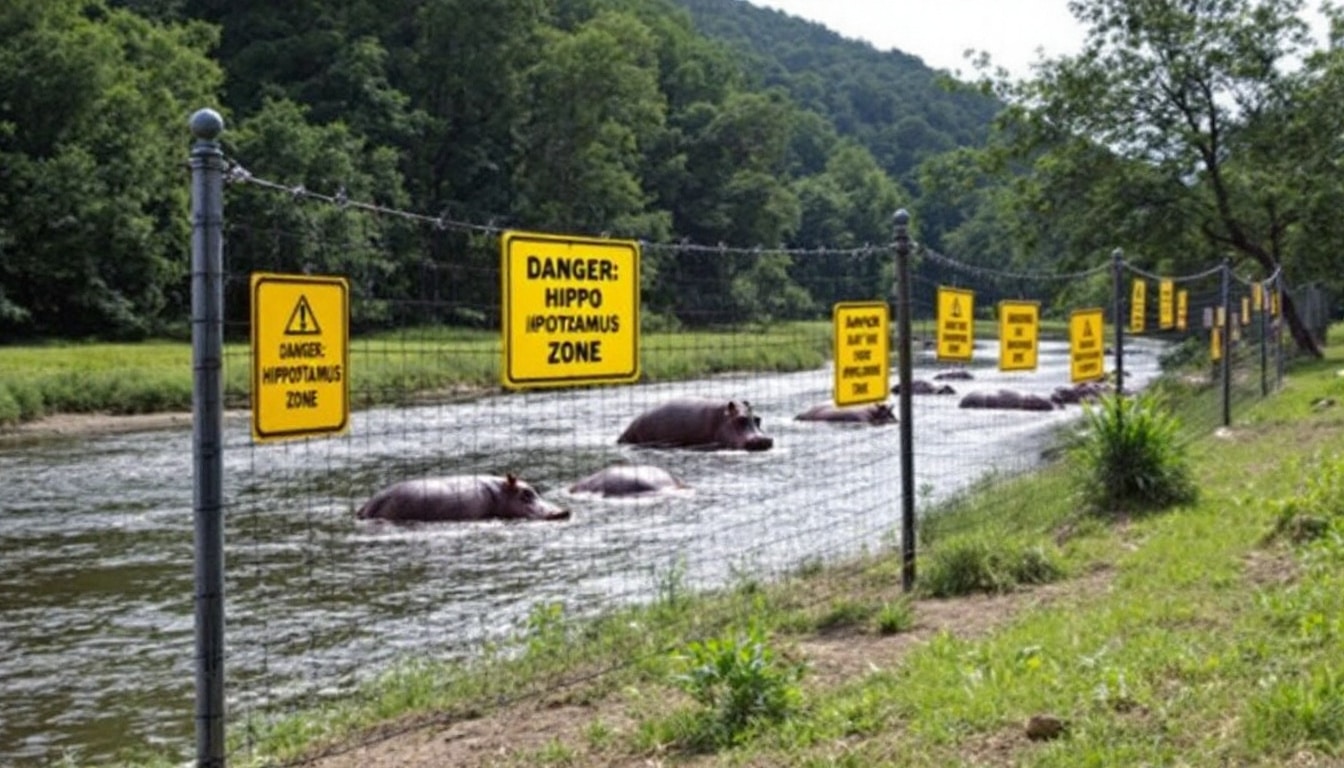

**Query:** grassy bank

left=158, top=326, right=1340, bottom=768
left=0, top=322, right=832, bottom=428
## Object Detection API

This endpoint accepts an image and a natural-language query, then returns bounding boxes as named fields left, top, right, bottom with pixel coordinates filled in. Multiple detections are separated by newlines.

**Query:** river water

left=0, top=339, right=1165, bottom=765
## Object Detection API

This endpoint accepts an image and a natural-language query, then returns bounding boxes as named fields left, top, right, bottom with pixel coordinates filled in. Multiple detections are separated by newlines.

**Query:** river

left=0, top=339, right=1165, bottom=765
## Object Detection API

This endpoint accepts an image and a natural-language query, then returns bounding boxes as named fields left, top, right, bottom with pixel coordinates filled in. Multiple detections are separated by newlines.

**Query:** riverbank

left=190, top=327, right=1344, bottom=768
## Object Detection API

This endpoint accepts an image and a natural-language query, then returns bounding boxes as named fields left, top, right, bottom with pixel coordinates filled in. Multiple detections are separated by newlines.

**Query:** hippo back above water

left=795, top=402, right=896, bottom=426
left=569, top=465, right=686, bottom=497
left=356, top=474, right=570, bottom=522
left=617, top=398, right=773, bottom=451
left=958, top=389, right=1058, bottom=412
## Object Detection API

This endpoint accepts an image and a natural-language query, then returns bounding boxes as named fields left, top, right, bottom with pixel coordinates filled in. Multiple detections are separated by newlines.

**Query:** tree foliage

left=983, top=0, right=1328, bottom=354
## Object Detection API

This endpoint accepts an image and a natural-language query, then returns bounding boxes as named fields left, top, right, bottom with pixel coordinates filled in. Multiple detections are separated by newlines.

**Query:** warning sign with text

left=936, top=287, right=974, bottom=362
left=1159, top=279, right=1174, bottom=329
left=251, top=273, right=350, bottom=443
left=1129, top=278, right=1147, bottom=333
left=501, top=231, right=639, bottom=389
left=997, top=300, right=1039, bottom=372
left=1069, top=308, right=1105, bottom=383
left=833, top=302, right=889, bottom=406
left=1177, top=289, right=1189, bottom=331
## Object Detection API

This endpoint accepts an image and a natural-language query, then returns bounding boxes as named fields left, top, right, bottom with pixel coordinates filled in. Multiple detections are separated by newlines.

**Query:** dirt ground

left=297, top=569, right=1115, bottom=768
left=0, top=410, right=250, bottom=445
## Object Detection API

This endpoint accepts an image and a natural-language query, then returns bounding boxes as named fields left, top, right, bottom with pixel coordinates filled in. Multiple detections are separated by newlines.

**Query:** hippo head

left=499, top=474, right=570, bottom=520
left=720, top=401, right=773, bottom=451
left=869, top=404, right=897, bottom=424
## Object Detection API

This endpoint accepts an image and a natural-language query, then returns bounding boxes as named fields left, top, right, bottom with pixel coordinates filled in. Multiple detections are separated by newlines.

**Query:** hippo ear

left=725, top=401, right=739, bottom=416
left=505, top=473, right=519, bottom=489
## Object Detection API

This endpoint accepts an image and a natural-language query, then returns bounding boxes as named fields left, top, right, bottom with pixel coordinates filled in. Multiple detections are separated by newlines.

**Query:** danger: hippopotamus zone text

left=523, top=254, right=625, bottom=365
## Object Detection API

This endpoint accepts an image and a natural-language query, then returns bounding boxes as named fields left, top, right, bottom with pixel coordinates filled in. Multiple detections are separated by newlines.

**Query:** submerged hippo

left=1050, top=381, right=1108, bottom=406
left=569, top=465, right=686, bottom=497
left=892, top=379, right=957, bottom=395
left=958, top=389, right=1058, bottom=412
left=617, top=398, right=773, bottom=451
left=795, top=402, right=897, bottom=425
left=933, top=369, right=975, bottom=381
left=356, top=474, right=570, bottom=522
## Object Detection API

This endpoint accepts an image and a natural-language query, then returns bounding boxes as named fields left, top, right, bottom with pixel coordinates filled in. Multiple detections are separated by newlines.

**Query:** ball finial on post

left=189, top=108, right=225, bottom=142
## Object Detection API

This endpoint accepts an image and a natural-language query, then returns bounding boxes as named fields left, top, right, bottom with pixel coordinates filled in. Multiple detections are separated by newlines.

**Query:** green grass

left=0, top=322, right=832, bottom=427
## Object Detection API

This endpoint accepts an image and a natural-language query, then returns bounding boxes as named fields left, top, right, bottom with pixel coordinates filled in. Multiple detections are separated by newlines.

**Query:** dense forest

left=1, top=0, right=1340, bottom=351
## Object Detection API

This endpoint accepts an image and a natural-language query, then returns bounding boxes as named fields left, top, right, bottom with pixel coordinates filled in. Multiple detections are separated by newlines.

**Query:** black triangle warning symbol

left=951, top=300, right=962, bottom=319
left=1083, top=321, right=1094, bottom=338
left=284, top=295, right=322, bottom=336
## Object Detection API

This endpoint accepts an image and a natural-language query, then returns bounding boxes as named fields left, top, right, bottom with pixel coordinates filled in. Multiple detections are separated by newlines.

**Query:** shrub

left=1070, top=393, right=1198, bottom=514
left=671, top=624, right=804, bottom=750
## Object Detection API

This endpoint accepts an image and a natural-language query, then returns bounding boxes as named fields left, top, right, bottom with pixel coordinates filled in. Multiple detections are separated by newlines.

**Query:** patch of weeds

left=875, top=599, right=914, bottom=635
left=1266, top=453, right=1344, bottom=545
left=918, top=536, right=1063, bottom=598
left=665, top=624, right=805, bottom=752
left=815, top=599, right=876, bottom=633
left=1247, top=666, right=1344, bottom=755
left=531, top=737, right=577, bottom=765
left=1070, top=393, right=1199, bottom=515
left=583, top=719, right=615, bottom=751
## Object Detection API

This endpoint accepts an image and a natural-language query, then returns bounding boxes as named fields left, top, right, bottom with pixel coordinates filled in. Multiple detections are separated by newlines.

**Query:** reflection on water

left=0, top=340, right=1165, bottom=765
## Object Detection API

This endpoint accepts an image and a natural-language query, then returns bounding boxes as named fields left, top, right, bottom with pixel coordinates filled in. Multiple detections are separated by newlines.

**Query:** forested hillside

left=0, top=0, right=999, bottom=340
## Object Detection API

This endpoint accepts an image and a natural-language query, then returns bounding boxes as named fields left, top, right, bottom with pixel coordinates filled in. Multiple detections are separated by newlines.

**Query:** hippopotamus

left=958, top=389, right=1058, bottom=412
left=892, top=379, right=957, bottom=395
left=568, top=465, right=686, bottom=497
left=933, top=369, right=975, bottom=381
left=1050, top=381, right=1108, bottom=406
left=356, top=474, right=570, bottom=522
left=617, top=398, right=773, bottom=451
left=795, top=402, right=897, bottom=425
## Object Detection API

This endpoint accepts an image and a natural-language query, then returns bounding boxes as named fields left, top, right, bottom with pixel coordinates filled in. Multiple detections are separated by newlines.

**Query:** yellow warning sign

left=501, top=231, right=639, bottom=389
left=1158, top=279, right=1174, bottom=329
left=936, top=287, right=974, bottom=362
left=1129, top=278, right=1147, bottom=333
left=251, top=273, right=350, bottom=443
left=833, top=302, right=890, bottom=406
left=1271, top=289, right=1280, bottom=316
left=1069, top=308, right=1105, bottom=383
left=1241, top=296, right=1251, bottom=326
left=1252, top=283, right=1263, bottom=311
left=1177, top=290, right=1188, bottom=331
left=1211, top=327, right=1223, bottom=361
left=997, top=300, right=1039, bottom=372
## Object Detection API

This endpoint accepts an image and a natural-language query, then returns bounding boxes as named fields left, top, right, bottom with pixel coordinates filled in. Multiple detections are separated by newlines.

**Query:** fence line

left=186, top=115, right=1298, bottom=768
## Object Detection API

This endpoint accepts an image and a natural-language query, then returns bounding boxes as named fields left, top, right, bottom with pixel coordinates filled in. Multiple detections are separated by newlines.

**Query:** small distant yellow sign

left=1211, top=327, right=1223, bottom=361
left=1252, top=283, right=1263, bottom=312
left=1177, top=289, right=1189, bottom=331
left=1158, top=279, right=1174, bottom=329
left=1129, top=278, right=1147, bottom=333
left=936, top=287, right=974, bottom=362
left=833, top=302, right=890, bottom=406
left=251, top=273, right=350, bottom=443
left=501, top=231, right=639, bottom=389
left=1069, top=308, right=1105, bottom=383
left=1241, top=296, right=1251, bottom=326
left=998, top=300, right=1039, bottom=372
left=1271, top=289, right=1280, bottom=316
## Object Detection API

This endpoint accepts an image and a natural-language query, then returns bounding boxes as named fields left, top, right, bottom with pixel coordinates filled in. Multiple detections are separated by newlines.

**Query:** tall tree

left=991, top=0, right=1323, bottom=355
left=0, top=0, right=222, bottom=338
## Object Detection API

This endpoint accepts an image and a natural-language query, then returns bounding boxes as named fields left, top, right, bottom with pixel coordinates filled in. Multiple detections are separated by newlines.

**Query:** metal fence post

left=190, top=107, right=227, bottom=768
left=1220, top=258, right=1232, bottom=427
left=1112, top=248, right=1125, bottom=394
left=893, top=209, right=916, bottom=592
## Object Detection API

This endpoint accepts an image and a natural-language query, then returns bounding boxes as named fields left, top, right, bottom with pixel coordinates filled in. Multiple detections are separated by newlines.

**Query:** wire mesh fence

left=202, top=156, right=1295, bottom=764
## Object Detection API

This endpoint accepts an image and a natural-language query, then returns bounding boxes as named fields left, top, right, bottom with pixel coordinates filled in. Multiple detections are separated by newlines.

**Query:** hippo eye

left=520, top=489, right=536, bottom=502
left=752, top=416, right=761, bottom=428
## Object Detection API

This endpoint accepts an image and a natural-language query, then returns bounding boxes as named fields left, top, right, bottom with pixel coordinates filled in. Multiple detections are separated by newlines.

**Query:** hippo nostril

left=746, top=437, right=773, bottom=451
